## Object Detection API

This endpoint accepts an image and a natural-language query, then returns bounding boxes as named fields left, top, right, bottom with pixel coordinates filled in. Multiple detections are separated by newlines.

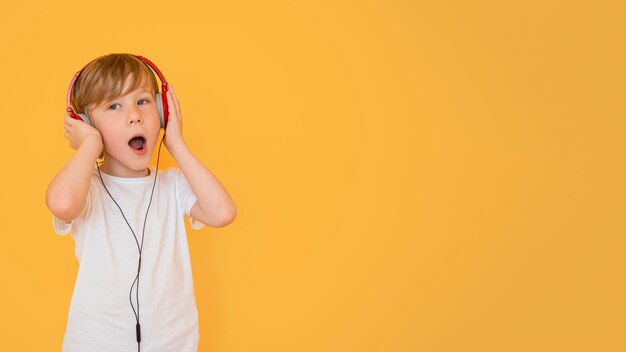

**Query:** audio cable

left=96, top=133, right=166, bottom=351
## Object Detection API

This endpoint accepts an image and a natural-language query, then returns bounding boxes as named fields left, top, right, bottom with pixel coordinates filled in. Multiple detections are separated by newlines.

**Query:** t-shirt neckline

left=95, top=166, right=156, bottom=184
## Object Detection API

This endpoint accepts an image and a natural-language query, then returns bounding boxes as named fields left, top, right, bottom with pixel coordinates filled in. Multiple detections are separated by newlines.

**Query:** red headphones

left=66, top=54, right=169, bottom=128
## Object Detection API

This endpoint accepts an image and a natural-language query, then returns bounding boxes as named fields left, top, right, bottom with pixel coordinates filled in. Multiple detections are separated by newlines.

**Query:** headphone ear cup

left=155, top=93, right=165, bottom=128
left=78, top=113, right=93, bottom=126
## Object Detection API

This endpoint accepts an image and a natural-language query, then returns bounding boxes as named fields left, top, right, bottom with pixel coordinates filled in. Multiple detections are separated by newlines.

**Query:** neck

left=99, top=162, right=150, bottom=178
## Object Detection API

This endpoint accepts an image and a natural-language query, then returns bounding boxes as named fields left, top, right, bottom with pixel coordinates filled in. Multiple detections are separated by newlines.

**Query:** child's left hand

left=163, top=84, right=186, bottom=151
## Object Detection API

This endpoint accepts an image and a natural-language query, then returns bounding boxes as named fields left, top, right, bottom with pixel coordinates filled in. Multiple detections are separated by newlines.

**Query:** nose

left=127, top=105, right=143, bottom=125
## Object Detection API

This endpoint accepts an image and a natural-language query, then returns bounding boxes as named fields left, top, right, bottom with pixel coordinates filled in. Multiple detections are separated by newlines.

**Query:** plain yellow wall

left=0, top=0, right=624, bottom=351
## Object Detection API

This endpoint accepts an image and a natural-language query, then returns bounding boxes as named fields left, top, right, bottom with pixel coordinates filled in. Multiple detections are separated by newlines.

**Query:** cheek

left=145, top=107, right=161, bottom=126
left=147, top=118, right=162, bottom=147
left=100, top=132, right=121, bottom=151
left=147, top=114, right=161, bottom=131
left=93, top=123, right=123, bottom=148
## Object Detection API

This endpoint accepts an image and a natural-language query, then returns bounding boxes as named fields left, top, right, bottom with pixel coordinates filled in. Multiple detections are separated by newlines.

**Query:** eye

left=107, top=103, right=121, bottom=111
left=137, top=98, right=150, bottom=105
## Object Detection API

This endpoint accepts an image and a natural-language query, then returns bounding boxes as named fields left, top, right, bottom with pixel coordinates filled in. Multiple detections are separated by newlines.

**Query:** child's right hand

left=63, top=113, right=103, bottom=151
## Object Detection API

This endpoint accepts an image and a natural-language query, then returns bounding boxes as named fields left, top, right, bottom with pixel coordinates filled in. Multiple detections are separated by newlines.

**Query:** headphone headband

left=66, top=54, right=169, bottom=128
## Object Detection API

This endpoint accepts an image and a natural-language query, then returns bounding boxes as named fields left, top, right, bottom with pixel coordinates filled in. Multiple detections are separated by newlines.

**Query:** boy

left=46, top=53, right=236, bottom=351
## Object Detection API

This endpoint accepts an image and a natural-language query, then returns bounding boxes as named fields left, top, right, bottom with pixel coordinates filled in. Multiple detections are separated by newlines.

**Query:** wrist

left=80, top=135, right=103, bottom=156
left=166, top=139, right=189, bottom=157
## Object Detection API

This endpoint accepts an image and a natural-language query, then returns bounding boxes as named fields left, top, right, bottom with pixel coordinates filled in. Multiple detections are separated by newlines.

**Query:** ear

left=155, top=93, right=165, bottom=128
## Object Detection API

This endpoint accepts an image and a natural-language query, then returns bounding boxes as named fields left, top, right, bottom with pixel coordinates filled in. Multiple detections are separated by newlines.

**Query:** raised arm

left=163, top=85, right=237, bottom=228
left=46, top=114, right=103, bottom=223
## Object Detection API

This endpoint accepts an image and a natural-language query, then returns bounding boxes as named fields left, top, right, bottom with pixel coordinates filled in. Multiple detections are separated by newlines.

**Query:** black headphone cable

left=96, top=133, right=165, bottom=352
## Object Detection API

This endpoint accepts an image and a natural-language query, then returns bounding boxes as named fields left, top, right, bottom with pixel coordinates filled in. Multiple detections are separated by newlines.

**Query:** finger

left=169, top=84, right=181, bottom=116
left=65, top=116, right=78, bottom=130
left=64, top=131, right=70, bottom=139
left=166, top=89, right=178, bottom=119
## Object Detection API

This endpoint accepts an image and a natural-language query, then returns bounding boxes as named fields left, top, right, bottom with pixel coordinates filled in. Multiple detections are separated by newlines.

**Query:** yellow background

left=0, top=0, right=624, bottom=351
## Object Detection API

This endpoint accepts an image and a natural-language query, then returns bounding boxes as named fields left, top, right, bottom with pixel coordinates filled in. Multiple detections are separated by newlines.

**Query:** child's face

left=89, top=85, right=161, bottom=177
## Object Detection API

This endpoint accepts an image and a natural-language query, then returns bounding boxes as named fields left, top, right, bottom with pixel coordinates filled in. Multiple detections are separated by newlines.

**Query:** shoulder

left=156, top=167, right=193, bottom=193
left=158, top=166, right=184, bottom=183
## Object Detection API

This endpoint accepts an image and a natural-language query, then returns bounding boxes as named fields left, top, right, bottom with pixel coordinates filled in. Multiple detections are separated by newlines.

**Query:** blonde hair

left=70, top=53, right=159, bottom=115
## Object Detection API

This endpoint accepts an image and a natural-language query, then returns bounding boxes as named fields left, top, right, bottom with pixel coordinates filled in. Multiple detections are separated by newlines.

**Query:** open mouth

left=128, top=136, right=146, bottom=151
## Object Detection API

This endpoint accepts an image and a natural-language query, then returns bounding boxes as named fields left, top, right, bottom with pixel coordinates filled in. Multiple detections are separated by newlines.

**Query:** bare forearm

left=46, top=136, right=102, bottom=221
left=168, top=141, right=237, bottom=225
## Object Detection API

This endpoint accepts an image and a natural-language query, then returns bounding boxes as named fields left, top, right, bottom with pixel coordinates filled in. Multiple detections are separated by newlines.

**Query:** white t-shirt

left=53, top=166, right=204, bottom=352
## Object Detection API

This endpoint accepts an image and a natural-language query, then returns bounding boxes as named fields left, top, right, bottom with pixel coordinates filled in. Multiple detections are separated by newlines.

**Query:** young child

left=46, top=53, right=236, bottom=351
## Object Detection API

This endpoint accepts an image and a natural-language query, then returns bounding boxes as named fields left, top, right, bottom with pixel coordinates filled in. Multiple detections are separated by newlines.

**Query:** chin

left=134, top=159, right=153, bottom=170
left=124, top=155, right=153, bottom=172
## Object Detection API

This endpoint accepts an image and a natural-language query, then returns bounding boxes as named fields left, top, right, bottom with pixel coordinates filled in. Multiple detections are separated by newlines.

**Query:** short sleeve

left=53, top=215, right=72, bottom=235
left=173, top=168, right=205, bottom=230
